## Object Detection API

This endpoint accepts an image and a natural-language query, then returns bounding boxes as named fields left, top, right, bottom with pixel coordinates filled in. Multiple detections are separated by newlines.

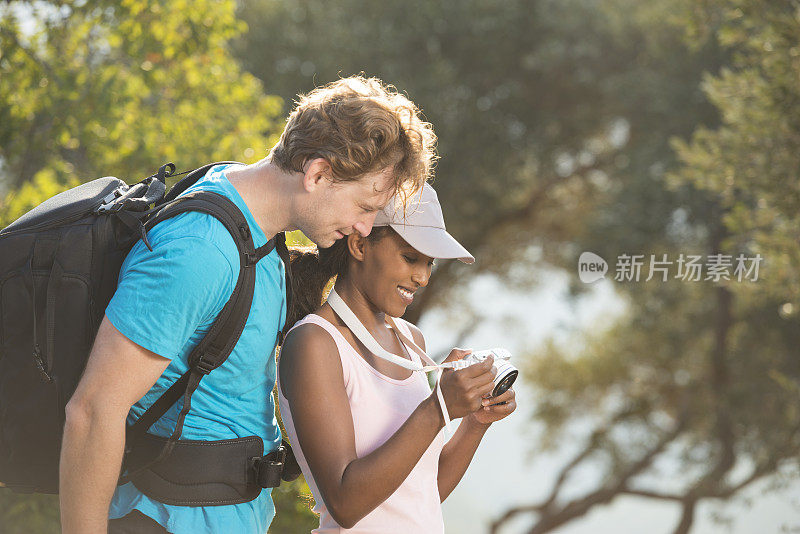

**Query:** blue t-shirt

left=106, top=164, right=286, bottom=534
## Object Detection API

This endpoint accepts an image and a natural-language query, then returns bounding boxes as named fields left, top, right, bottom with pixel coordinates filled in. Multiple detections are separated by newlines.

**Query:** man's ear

left=302, top=158, right=333, bottom=193
left=346, top=232, right=368, bottom=263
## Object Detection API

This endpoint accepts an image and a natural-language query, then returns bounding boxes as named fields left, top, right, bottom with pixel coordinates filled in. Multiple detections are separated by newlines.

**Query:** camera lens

left=492, top=369, right=518, bottom=397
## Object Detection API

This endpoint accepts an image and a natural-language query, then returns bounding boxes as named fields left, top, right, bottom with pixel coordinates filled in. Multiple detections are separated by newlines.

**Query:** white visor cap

left=373, top=183, right=474, bottom=264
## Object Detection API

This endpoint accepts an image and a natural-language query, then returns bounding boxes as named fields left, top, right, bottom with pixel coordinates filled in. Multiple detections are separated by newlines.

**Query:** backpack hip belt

left=124, top=433, right=301, bottom=506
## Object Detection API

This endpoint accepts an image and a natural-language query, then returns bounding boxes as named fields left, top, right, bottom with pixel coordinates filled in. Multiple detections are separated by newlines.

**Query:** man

left=59, top=76, right=437, bottom=534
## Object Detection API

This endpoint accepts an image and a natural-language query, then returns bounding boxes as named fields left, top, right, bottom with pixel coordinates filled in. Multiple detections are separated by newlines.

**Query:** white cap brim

left=389, top=223, right=475, bottom=264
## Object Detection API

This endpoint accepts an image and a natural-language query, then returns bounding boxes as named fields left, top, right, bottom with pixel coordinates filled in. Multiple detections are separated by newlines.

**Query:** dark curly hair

left=284, top=227, right=394, bottom=331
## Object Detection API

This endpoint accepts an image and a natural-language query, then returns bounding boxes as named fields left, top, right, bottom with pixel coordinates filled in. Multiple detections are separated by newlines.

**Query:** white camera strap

left=326, top=287, right=457, bottom=432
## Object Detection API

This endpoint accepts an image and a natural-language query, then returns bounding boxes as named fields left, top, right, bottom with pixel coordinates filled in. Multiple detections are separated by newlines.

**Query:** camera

left=452, top=348, right=518, bottom=397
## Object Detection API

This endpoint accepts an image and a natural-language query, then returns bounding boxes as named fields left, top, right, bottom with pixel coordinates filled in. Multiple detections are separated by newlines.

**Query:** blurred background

left=1, top=0, right=799, bottom=532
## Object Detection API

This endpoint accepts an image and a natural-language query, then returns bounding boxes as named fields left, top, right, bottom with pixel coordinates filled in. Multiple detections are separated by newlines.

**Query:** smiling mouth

left=397, top=286, right=415, bottom=303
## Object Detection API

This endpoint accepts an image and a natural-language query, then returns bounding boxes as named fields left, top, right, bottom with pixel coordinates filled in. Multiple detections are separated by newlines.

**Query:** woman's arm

left=436, top=388, right=516, bottom=501
left=403, top=321, right=518, bottom=502
left=279, top=323, right=495, bottom=529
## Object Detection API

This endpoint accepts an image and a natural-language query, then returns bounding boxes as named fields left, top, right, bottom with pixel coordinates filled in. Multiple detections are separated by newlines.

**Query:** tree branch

left=537, top=409, right=635, bottom=511
left=619, top=489, right=683, bottom=502
left=404, top=148, right=618, bottom=325
left=490, top=408, right=688, bottom=534
left=672, top=500, right=697, bottom=534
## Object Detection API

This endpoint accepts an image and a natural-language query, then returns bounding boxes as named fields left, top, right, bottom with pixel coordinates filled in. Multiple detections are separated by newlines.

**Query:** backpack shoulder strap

left=160, top=161, right=244, bottom=205
left=121, top=190, right=277, bottom=482
left=274, top=232, right=293, bottom=345
left=148, top=190, right=268, bottom=371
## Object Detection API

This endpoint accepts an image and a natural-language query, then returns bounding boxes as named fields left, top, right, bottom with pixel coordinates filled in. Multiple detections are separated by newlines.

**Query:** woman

left=278, top=184, right=517, bottom=532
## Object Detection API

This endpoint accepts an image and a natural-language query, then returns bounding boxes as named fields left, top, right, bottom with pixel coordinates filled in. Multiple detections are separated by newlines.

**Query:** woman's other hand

left=436, top=349, right=495, bottom=420
left=467, top=387, right=516, bottom=427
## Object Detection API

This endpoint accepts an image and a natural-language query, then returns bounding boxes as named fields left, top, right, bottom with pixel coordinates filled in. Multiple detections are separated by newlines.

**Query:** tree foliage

left=233, top=0, right=721, bottom=324
left=671, top=0, right=800, bottom=306
left=0, top=0, right=282, bottom=223
left=0, top=0, right=317, bottom=530
left=0, top=490, right=60, bottom=534
left=268, top=478, right=318, bottom=533
left=492, top=1, right=800, bottom=532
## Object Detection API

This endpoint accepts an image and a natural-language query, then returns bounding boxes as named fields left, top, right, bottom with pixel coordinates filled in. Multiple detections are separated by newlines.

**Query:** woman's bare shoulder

left=279, top=318, right=343, bottom=399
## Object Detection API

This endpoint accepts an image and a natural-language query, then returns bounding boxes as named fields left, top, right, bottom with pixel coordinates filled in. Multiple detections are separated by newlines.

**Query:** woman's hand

left=436, top=349, right=496, bottom=420
left=466, top=387, right=517, bottom=427
left=435, top=381, right=516, bottom=501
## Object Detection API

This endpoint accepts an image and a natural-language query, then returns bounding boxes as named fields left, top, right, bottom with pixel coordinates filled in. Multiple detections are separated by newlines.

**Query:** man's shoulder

left=156, top=165, right=258, bottom=261
left=147, top=211, right=240, bottom=263
left=117, top=212, right=240, bottom=297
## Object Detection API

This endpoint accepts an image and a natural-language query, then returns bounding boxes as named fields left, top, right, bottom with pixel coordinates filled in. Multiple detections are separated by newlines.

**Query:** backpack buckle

left=194, top=355, right=215, bottom=375
left=245, top=251, right=259, bottom=267
left=250, top=445, right=287, bottom=488
left=94, top=187, right=127, bottom=214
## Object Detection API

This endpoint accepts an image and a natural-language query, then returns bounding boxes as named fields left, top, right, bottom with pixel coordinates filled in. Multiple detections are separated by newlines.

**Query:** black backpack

left=0, top=163, right=299, bottom=504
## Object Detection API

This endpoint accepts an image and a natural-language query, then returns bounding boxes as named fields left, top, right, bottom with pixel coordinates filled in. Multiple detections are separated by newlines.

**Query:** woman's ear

left=347, top=232, right=368, bottom=262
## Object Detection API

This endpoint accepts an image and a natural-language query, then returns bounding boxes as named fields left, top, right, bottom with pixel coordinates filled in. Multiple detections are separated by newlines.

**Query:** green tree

left=0, top=492, right=60, bottom=534
left=269, top=478, right=318, bottom=534
left=492, top=1, right=800, bottom=533
left=0, top=1, right=317, bottom=531
left=671, top=0, right=800, bottom=307
left=0, top=0, right=282, bottom=221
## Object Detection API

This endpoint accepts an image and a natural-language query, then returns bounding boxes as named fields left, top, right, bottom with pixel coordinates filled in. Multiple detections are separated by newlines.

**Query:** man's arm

left=59, top=222, right=236, bottom=533
left=59, top=317, right=171, bottom=534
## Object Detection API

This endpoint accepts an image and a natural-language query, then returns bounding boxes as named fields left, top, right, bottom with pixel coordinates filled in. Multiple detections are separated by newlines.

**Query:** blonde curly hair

left=269, top=75, right=437, bottom=198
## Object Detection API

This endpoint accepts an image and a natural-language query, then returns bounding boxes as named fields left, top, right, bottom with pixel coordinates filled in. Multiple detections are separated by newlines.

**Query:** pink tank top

left=277, top=314, right=446, bottom=533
